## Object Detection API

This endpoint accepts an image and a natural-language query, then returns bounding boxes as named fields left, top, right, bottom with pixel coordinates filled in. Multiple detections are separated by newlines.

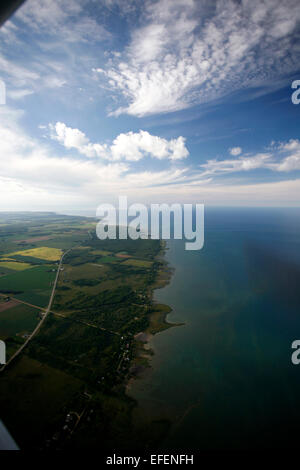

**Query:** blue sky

left=0, top=0, right=300, bottom=210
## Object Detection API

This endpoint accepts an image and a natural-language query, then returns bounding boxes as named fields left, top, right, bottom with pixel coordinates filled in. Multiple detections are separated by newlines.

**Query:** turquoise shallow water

left=129, top=208, right=300, bottom=450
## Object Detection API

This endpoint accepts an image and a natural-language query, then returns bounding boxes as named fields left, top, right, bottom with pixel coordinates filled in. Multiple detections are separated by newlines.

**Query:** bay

left=129, top=207, right=300, bottom=450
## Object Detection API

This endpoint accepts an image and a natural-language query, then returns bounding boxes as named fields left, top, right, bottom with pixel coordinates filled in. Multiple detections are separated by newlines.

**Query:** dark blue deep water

left=130, top=207, right=300, bottom=450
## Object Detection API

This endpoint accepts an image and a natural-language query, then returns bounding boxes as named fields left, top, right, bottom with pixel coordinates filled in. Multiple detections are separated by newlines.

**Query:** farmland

left=7, top=246, right=62, bottom=261
left=0, top=265, right=56, bottom=308
left=0, top=212, right=173, bottom=451
left=0, top=261, right=32, bottom=271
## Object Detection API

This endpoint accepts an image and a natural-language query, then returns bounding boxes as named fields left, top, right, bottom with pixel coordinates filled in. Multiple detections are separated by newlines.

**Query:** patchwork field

left=0, top=212, right=167, bottom=450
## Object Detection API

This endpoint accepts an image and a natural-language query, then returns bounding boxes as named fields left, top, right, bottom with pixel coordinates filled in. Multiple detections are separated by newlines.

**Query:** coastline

left=126, top=240, right=183, bottom=394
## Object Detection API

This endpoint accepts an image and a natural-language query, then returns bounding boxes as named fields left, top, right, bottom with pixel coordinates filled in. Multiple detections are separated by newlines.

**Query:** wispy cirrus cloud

left=97, top=0, right=300, bottom=117
left=0, top=0, right=111, bottom=103
left=200, top=153, right=272, bottom=176
left=199, top=140, right=300, bottom=177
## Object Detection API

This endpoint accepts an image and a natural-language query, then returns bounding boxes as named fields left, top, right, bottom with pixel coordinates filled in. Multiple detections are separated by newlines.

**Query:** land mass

left=0, top=211, right=177, bottom=450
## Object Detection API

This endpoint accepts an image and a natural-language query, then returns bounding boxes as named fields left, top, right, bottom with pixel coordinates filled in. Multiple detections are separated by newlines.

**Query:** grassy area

left=97, top=256, right=120, bottom=264
left=0, top=304, right=40, bottom=339
left=16, top=290, right=52, bottom=308
left=90, top=250, right=112, bottom=256
left=146, top=303, right=177, bottom=335
left=63, top=263, right=109, bottom=281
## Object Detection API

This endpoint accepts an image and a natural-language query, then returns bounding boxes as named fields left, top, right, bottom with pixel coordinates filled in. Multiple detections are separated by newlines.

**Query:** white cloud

left=100, top=0, right=300, bottom=116
left=276, top=155, right=300, bottom=172
left=0, top=107, right=194, bottom=209
left=273, top=139, right=300, bottom=172
left=278, top=139, right=300, bottom=152
left=51, top=122, right=89, bottom=150
left=229, top=147, right=242, bottom=156
left=1, top=107, right=300, bottom=210
left=110, top=130, right=189, bottom=161
left=49, top=122, right=189, bottom=161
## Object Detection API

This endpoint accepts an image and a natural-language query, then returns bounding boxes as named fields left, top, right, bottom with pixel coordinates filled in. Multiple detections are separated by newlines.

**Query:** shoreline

left=126, top=240, right=183, bottom=394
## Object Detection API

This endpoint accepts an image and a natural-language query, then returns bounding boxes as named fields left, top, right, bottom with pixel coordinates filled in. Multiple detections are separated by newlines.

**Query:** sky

left=0, top=0, right=300, bottom=211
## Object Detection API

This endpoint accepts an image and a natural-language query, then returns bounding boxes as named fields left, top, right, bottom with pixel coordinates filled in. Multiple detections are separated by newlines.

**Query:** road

left=0, top=249, right=70, bottom=372
left=0, top=296, right=46, bottom=312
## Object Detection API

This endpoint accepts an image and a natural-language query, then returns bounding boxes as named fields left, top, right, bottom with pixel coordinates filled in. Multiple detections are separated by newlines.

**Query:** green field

left=0, top=265, right=56, bottom=292
left=0, top=265, right=56, bottom=307
left=97, top=256, right=120, bottom=264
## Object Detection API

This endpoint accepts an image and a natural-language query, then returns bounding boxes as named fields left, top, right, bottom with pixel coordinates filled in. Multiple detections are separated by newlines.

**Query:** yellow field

left=72, top=222, right=97, bottom=229
left=8, top=246, right=62, bottom=261
left=123, top=259, right=153, bottom=268
left=0, top=261, right=33, bottom=271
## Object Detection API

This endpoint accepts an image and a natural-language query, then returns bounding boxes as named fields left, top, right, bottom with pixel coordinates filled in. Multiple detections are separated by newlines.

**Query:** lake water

left=129, top=207, right=300, bottom=450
